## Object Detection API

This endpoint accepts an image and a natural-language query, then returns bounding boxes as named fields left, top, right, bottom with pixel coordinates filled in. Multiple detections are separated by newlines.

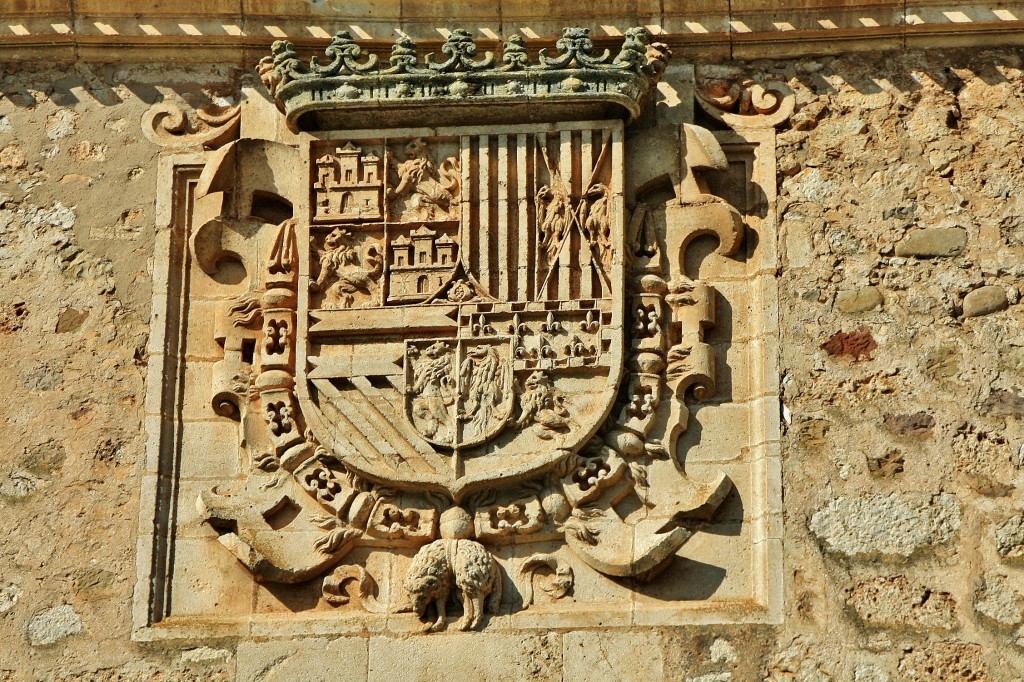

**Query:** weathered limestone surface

left=845, top=575, right=958, bottom=631
left=0, top=30, right=1023, bottom=682
left=810, top=493, right=960, bottom=560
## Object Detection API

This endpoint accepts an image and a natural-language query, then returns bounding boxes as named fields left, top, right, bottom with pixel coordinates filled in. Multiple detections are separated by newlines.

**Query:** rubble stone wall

left=1, top=45, right=1023, bottom=680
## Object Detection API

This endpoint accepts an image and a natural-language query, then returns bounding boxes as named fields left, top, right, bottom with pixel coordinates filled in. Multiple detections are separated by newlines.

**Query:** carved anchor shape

left=579, top=310, right=600, bottom=333
left=264, top=319, right=290, bottom=355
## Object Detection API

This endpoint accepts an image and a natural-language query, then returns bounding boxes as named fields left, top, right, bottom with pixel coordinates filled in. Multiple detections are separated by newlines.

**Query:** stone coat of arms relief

left=136, top=27, right=785, bottom=635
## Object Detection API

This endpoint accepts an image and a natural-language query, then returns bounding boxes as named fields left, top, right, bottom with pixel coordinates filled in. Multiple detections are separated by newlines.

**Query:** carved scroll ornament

left=142, top=101, right=241, bottom=149
left=697, top=78, right=795, bottom=129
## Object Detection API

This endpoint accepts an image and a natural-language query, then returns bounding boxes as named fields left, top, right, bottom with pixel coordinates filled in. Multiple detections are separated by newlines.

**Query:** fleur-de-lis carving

left=472, top=314, right=494, bottom=336
left=579, top=310, right=600, bottom=333
left=539, top=336, right=557, bottom=359
left=304, top=464, right=343, bottom=503
left=633, top=304, right=660, bottom=337
left=626, top=385, right=657, bottom=419
left=426, top=29, right=496, bottom=73
left=540, top=311, right=562, bottom=333
left=538, top=27, right=611, bottom=69
left=572, top=458, right=612, bottom=491
left=311, top=31, right=379, bottom=76
left=508, top=313, right=528, bottom=336
left=565, top=335, right=596, bottom=358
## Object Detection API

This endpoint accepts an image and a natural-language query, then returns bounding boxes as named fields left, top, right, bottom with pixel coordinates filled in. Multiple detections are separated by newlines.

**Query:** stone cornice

left=4, top=2, right=1024, bottom=62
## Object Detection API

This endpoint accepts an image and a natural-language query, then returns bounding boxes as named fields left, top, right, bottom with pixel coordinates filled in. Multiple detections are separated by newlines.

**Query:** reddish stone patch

left=821, top=326, right=877, bottom=360
left=0, top=302, right=28, bottom=333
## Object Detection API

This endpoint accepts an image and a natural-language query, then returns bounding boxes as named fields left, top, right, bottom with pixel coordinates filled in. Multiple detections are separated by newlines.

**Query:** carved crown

left=258, top=27, right=671, bottom=131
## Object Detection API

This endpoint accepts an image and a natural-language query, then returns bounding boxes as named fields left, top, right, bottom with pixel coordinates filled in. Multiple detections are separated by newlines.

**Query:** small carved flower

left=561, top=76, right=586, bottom=93
left=572, top=459, right=612, bottom=491
left=338, top=84, right=361, bottom=100
left=305, top=467, right=342, bottom=502
left=448, top=80, right=474, bottom=98
left=447, top=281, right=474, bottom=302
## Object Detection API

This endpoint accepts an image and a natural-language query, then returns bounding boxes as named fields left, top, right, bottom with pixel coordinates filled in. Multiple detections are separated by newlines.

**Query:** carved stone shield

left=295, top=123, right=625, bottom=499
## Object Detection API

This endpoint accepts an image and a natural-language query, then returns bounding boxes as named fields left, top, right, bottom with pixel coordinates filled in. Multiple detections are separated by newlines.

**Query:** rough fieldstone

left=709, top=639, right=737, bottom=665
left=894, top=228, right=967, bottom=258
left=810, top=117, right=867, bottom=149
left=0, top=144, right=26, bottom=170
left=810, top=493, right=960, bottom=560
left=980, top=389, right=1024, bottom=419
left=996, top=515, right=1024, bottom=562
left=845, top=575, right=958, bottom=630
left=821, top=327, right=877, bottom=360
left=962, top=286, right=1008, bottom=318
left=975, top=573, right=1024, bottom=628
left=998, top=346, right=1024, bottom=374
left=923, top=346, right=959, bottom=379
left=0, top=583, right=22, bottom=615
left=27, top=605, right=82, bottom=646
left=883, top=412, right=935, bottom=436
left=835, top=286, right=883, bottom=314
left=854, top=664, right=890, bottom=682
left=0, top=471, right=44, bottom=499
left=898, top=641, right=987, bottom=681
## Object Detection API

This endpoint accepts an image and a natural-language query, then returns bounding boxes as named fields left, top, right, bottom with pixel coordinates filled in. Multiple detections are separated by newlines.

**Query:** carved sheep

left=404, top=538, right=502, bottom=632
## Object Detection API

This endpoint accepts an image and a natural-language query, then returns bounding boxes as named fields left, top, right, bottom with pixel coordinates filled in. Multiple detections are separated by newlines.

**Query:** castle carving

left=314, top=142, right=383, bottom=221
left=388, top=225, right=458, bottom=303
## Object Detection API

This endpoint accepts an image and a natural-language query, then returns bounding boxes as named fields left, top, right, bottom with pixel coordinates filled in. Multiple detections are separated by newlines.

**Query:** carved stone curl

left=696, top=79, right=796, bottom=129
left=142, top=101, right=241, bottom=149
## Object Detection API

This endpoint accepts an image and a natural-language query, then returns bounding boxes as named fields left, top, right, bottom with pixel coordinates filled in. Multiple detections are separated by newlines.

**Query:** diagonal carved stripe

left=349, top=376, right=449, bottom=474
left=312, top=378, right=404, bottom=471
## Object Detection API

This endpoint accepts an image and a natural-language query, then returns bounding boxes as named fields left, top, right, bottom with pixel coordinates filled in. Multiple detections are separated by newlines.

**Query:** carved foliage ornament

left=194, top=27, right=744, bottom=633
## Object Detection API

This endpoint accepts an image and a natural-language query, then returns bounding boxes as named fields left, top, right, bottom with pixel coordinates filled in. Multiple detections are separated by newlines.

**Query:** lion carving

left=404, top=538, right=502, bottom=632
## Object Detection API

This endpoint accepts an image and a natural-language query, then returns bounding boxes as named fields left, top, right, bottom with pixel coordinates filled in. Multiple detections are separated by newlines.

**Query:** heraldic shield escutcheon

left=171, top=28, right=764, bottom=635
left=296, top=123, right=626, bottom=500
